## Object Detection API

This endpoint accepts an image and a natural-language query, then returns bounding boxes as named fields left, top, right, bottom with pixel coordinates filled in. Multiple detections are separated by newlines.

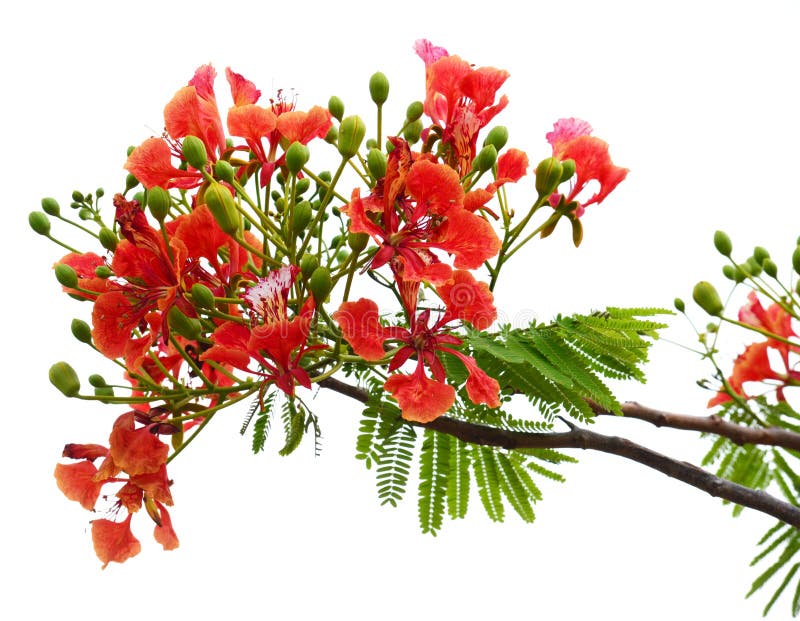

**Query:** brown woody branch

left=318, top=377, right=800, bottom=529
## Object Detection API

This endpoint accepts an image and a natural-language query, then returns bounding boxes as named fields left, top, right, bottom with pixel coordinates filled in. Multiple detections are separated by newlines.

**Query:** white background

left=3, top=1, right=799, bottom=619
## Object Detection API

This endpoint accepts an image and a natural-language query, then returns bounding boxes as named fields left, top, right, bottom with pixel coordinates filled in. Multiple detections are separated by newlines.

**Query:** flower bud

left=483, top=126, right=508, bottom=151
left=369, top=72, right=390, bottom=105
left=203, top=182, right=239, bottom=235
left=295, top=178, right=311, bottom=196
left=328, top=96, right=345, bottom=121
left=793, top=246, right=800, bottom=275
left=402, top=119, right=423, bottom=144
left=367, top=148, right=387, bottom=180
left=72, top=190, right=84, bottom=203
left=29, top=211, right=51, bottom=236
left=535, top=157, right=564, bottom=196
left=285, top=142, right=310, bottom=176
left=337, top=116, right=367, bottom=159
left=167, top=306, right=201, bottom=340
left=325, top=125, right=338, bottom=145
left=473, top=145, right=497, bottom=173
left=71, top=318, right=93, bottom=344
left=98, top=227, right=118, bottom=252
left=95, top=265, right=113, bottom=278
left=54, top=263, right=78, bottom=288
left=49, top=361, right=80, bottom=397
left=182, top=135, right=208, bottom=170
left=191, top=283, right=215, bottom=310
left=124, top=173, right=139, bottom=192
left=78, top=208, right=93, bottom=221
left=763, top=258, right=778, bottom=278
left=673, top=297, right=685, bottom=313
left=308, top=266, right=332, bottom=305
left=300, top=253, right=319, bottom=279
left=692, top=281, right=724, bottom=317
left=713, top=230, right=732, bottom=257
left=214, top=160, right=235, bottom=185
left=348, top=231, right=369, bottom=253
left=559, top=159, right=576, bottom=182
left=293, top=201, right=313, bottom=234
left=41, top=197, right=60, bottom=216
left=88, top=374, right=107, bottom=387
left=721, top=264, right=737, bottom=281
left=94, top=386, right=115, bottom=400
left=406, top=101, right=424, bottom=122
left=745, top=257, right=762, bottom=277
left=336, top=249, right=350, bottom=264
left=147, top=186, right=171, bottom=221
left=753, top=245, right=770, bottom=265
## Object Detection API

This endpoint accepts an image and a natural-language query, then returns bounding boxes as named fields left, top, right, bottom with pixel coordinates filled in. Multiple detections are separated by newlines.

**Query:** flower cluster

left=35, top=40, right=627, bottom=566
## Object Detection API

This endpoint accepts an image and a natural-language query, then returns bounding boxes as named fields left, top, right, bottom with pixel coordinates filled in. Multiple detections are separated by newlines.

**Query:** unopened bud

left=300, top=254, right=319, bottom=279
left=95, top=265, right=113, bottom=278
left=94, top=386, right=114, bottom=400
left=535, top=157, right=564, bottom=197
left=29, top=211, right=51, bottom=235
left=367, top=148, right=387, bottom=180
left=167, top=306, right=201, bottom=340
left=308, top=266, right=333, bottom=305
left=473, top=145, right=497, bottom=173
left=674, top=297, right=686, bottom=313
left=348, top=232, right=369, bottom=253
left=214, top=160, right=235, bottom=185
left=203, top=182, right=239, bottom=235
left=369, top=72, right=390, bottom=105
left=692, top=281, right=724, bottom=317
left=70, top=319, right=93, bottom=344
left=753, top=246, right=770, bottom=265
left=763, top=258, right=778, bottom=278
left=88, top=374, right=107, bottom=388
left=295, top=178, right=311, bottom=195
left=406, top=101, right=424, bottom=121
left=98, top=228, right=118, bottom=252
left=402, top=119, right=423, bottom=144
left=41, top=197, right=60, bottom=216
left=292, top=201, right=313, bottom=234
left=49, top=361, right=80, bottom=397
left=337, top=116, right=367, bottom=159
left=483, top=126, right=508, bottom=151
left=325, top=125, right=338, bottom=145
left=285, top=142, right=310, bottom=176
left=559, top=159, right=576, bottom=182
left=55, top=263, right=78, bottom=288
left=147, top=186, right=171, bottom=221
left=124, top=173, right=139, bottom=192
left=745, top=257, right=762, bottom=277
left=328, top=96, right=345, bottom=121
left=713, top=230, right=732, bottom=257
left=191, top=283, right=215, bottom=310
left=792, top=246, right=800, bottom=275
left=182, top=135, right=208, bottom=170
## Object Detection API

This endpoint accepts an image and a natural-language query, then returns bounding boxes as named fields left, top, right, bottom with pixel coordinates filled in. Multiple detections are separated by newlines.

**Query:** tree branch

left=318, top=377, right=800, bottom=529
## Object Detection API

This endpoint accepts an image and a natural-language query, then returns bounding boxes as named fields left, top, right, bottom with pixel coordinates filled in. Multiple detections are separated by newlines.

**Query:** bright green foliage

left=418, top=430, right=449, bottom=535
left=244, top=391, right=276, bottom=454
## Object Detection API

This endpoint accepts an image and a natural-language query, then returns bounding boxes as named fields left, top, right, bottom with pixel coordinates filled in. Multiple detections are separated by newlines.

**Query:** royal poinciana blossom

left=37, top=39, right=629, bottom=566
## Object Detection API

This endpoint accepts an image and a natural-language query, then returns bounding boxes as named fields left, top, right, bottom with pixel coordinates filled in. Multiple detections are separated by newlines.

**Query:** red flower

left=546, top=118, right=628, bottom=217
left=738, top=291, right=799, bottom=364
left=415, top=39, right=509, bottom=176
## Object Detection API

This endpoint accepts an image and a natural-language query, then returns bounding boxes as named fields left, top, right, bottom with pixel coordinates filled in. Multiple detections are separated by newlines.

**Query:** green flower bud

left=203, top=182, right=239, bottom=235
left=308, top=266, right=333, bottom=305
left=29, top=211, right=51, bottom=236
left=78, top=208, right=93, bottom=221
left=295, top=178, right=311, bottom=196
left=713, top=230, right=732, bottom=257
left=94, top=386, right=115, bottom=400
left=182, top=136, right=208, bottom=170
left=483, top=126, right=508, bottom=151
left=336, top=249, right=350, bottom=264
left=692, top=281, right=724, bottom=317
left=338, top=115, right=367, bottom=159
left=535, top=157, right=564, bottom=197
left=54, top=264, right=78, bottom=288
left=191, top=283, right=216, bottom=310
left=214, top=160, right=235, bottom=185
left=147, top=186, right=171, bottom=221
left=285, top=142, right=310, bottom=176
left=793, top=246, right=800, bottom=275
left=133, top=191, right=145, bottom=206
left=753, top=245, right=770, bottom=265
left=406, top=101, right=424, bottom=122
left=96, top=188, right=105, bottom=199
left=325, top=125, right=338, bottom=145
left=300, top=254, right=319, bottom=279
left=367, top=148, right=387, bottom=180
left=95, top=265, right=113, bottom=278
left=293, top=201, right=313, bottom=234
left=763, top=258, right=778, bottom=278
left=330, top=235, right=342, bottom=248
left=328, top=95, right=345, bottom=121
left=41, top=197, right=60, bottom=216
left=369, top=72, right=390, bottom=105
left=72, top=190, right=84, bottom=203
left=473, top=144, right=497, bottom=173
left=559, top=159, right=576, bottom=182
left=365, top=138, right=378, bottom=150
left=402, top=119, right=423, bottom=144
left=167, top=306, right=201, bottom=340
left=745, top=257, right=762, bottom=277
left=673, top=297, right=686, bottom=313
left=98, top=227, right=118, bottom=252
left=49, top=362, right=80, bottom=397
left=721, top=264, right=737, bottom=281
left=348, top=231, right=370, bottom=253
left=70, top=318, right=93, bottom=344
left=88, top=374, right=107, bottom=387
left=124, top=173, right=139, bottom=192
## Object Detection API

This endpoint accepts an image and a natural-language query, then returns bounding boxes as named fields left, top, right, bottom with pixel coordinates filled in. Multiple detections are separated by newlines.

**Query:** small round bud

left=96, top=188, right=104, bottom=199
left=406, top=101, right=424, bottom=122
left=285, top=142, right=310, bottom=176
left=336, top=249, right=350, bottom=264
left=95, top=265, right=113, bottom=278
left=473, top=144, right=497, bottom=173
left=214, top=160, right=235, bottom=185
left=203, top=182, right=239, bottom=235
left=78, top=208, right=93, bottom=221
left=402, top=119, right=423, bottom=144
left=348, top=232, right=369, bottom=253
left=367, top=148, right=387, bottom=180
left=29, top=211, right=51, bottom=236
left=763, top=258, right=778, bottom=278
left=147, top=186, right=171, bottom=221
left=308, top=266, right=333, bottom=305
left=713, top=230, right=732, bottom=257
left=325, top=125, right=338, bottom=145
left=191, top=283, right=215, bottom=310
left=559, top=159, right=576, bottom=182
left=535, top=157, right=564, bottom=197
left=94, top=386, right=115, bottom=400
left=745, top=257, right=762, bottom=277
left=71, top=190, right=84, bottom=203
left=49, top=362, right=80, bottom=397
left=124, top=173, right=139, bottom=192
left=673, top=297, right=685, bottom=313
left=483, top=126, right=508, bottom=151
left=41, top=197, right=60, bottom=216
left=98, top=227, right=118, bottom=252
left=300, top=254, right=319, bottom=279
left=692, top=281, right=724, bottom=317
left=292, top=201, right=313, bottom=234
left=338, top=116, right=367, bottom=159
left=792, top=246, right=800, bottom=275
left=369, top=72, right=390, bottom=105
left=167, top=306, right=201, bottom=340
left=182, top=136, right=208, bottom=170
left=54, top=264, right=78, bottom=288
left=70, top=319, right=93, bottom=344
left=88, top=374, right=107, bottom=388
left=753, top=246, right=770, bottom=265
left=721, top=264, right=737, bottom=281
left=328, top=96, right=345, bottom=121
left=295, top=178, right=311, bottom=196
